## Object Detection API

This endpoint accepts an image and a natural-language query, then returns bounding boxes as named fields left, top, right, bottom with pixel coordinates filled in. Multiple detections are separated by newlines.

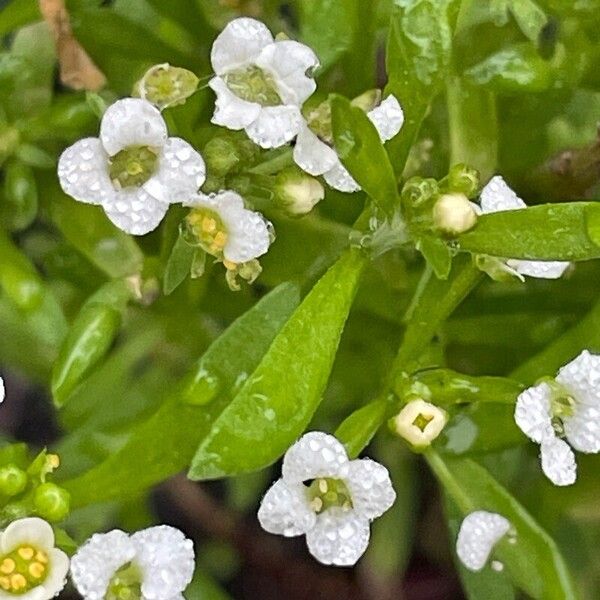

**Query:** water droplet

left=491, top=560, right=504, bottom=572
left=264, top=408, right=275, bottom=421
left=182, top=368, right=221, bottom=405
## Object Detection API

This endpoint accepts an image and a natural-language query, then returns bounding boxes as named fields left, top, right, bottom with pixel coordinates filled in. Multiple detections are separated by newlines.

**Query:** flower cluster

left=515, top=350, right=600, bottom=486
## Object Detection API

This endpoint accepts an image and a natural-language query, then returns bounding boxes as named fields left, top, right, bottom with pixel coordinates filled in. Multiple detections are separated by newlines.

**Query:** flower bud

left=433, top=192, right=478, bottom=236
left=447, top=163, right=480, bottom=197
left=203, top=137, right=241, bottom=177
left=33, top=483, right=70, bottom=522
left=0, top=465, right=27, bottom=497
left=401, top=177, right=439, bottom=209
left=135, top=63, right=199, bottom=110
left=274, top=167, right=324, bottom=216
left=391, top=399, right=448, bottom=449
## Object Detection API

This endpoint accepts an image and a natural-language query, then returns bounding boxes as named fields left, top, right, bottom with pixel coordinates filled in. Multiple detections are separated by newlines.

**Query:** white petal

left=131, top=525, right=195, bottom=600
left=480, top=175, right=526, bottom=214
left=57, top=138, right=111, bottom=205
left=209, top=77, right=261, bottom=130
left=103, top=187, right=169, bottom=236
left=186, top=191, right=271, bottom=262
left=256, top=40, right=318, bottom=105
left=282, top=431, right=349, bottom=483
left=1, top=518, right=55, bottom=553
left=211, top=17, right=273, bottom=74
left=540, top=437, right=577, bottom=486
left=143, top=138, right=206, bottom=204
left=305, top=508, right=370, bottom=566
left=40, top=548, right=69, bottom=599
left=100, top=98, right=167, bottom=156
left=456, top=511, right=511, bottom=572
left=507, top=259, right=570, bottom=280
left=258, top=479, right=317, bottom=537
left=293, top=125, right=339, bottom=176
left=245, top=105, right=303, bottom=149
left=556, top=350, right=600, bottom=408
left=514, top=382, right=554, bottom=443
left=345, top=459, right=396, bottom=520
left=323, top=162, right=361, bottom=193
left=0, top=378, right=4, bottom=403
left=367, top=95, right=404, bottom=142
left=563, top=403, right=600, bottom=453
left=70, top=530, right=135, bottom=599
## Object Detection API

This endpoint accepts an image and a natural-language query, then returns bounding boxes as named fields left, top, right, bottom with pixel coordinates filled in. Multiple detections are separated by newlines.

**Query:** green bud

left=273, top=166, right=324, bottom=216
left=135, top=63, right=199, bottom=110
left=203, top=137, right=241, bottom=177
left=401, top=177, right=439, bottom=209
left=33, top=483, right=70, bottom=522
left=432, top=192, right=478, bottom=236
left=0, top=465, right=27, bottom=497
left=351, top=89, right=382, bottom=113
left=1, top=160, right=38, bottom=231
left=445, top=163, right=480, bottom=197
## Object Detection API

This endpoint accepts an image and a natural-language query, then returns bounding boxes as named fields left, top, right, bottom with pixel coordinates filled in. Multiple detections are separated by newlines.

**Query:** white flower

left=70, top=525, right=194, bottom=600
left=209, top=17, right=319, bottom=149
left=258, top=431, right=395, bottom=566
left=456, top=511, right=512, bottom=572
left=479, top=176, right=570, bottom=280
left=58, top=98, right=206, bottom=236
left=185, top=190, right=272, bottom=264
left=515, top=350, right=600, bottom=486
left=0, top=517, right=69, bottom=599
left=391, top=399, right=448, bottom=448
left=293, top=95, right=404, bottom=193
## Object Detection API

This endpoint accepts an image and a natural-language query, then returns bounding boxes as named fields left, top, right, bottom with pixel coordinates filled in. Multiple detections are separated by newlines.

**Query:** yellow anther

left=10, top=573, right=27, bottom=591
left=0, top=558, right=15, bottom=574
left=0, top=576, right=10, bottom=590
left=202, top=217, right=217, bottom=233
left=35, top=551, right=48, bottom=564
left=213, top=231, right=227, bottom=248
left=29, top=562, right=46, bottom=579
left=318, top=479, right=328, bottom=494
left=48, top=454, right=60, bottom=469
left=222, top=259, right=237, bottom=270
left=18, top=547, right=34, bottom=561
left=310, top=497, right=323, bottom=512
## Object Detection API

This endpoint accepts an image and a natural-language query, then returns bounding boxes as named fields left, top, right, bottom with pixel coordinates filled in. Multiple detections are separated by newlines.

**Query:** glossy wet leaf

left=63, top=283, right=300, bottom=506
left=330, top=94, right=398, bottom=214
left=460, top=202, right=600, bottom=261
left=1, top=161, right=38, bottom=231
left=335, top=398, right=388, bottom=459
left=417, top=235, right=453, bottom=279
left=426, top=451, right=580, bottom=600
left=163, top=228, right=198, bottom=295
left=188, top=249, right=366, bottom=480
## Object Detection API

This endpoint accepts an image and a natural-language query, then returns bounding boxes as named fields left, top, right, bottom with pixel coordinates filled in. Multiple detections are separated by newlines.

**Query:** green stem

left=248, top=148, right=294, bottom=175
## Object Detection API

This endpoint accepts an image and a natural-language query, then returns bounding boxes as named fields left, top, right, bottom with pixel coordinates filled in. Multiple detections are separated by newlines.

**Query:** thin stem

left=248, top=148, right=294, bottom=175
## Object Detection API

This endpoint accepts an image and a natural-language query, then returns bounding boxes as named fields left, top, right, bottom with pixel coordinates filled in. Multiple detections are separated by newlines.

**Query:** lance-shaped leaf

left=459, top=202, right=600, bottom=261
left=335, top=398, right=389, bottom=459
left=330, top=94, right=399, bottom=215
left=62, top=283, right=300, bottom=506
left=188, top=249, right=366, bottom=480
left=426, top=451, right=581, bottom=600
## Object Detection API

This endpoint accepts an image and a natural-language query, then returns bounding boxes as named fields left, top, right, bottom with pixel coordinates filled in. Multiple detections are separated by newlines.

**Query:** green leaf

left=330, top=94, right=398, bottom=214
left=0, top=0, right=40, bottom=38
left=143, top=0, right=212, bottom=38
left=62, top=283, right=301, bottom=506
left=335, top=399, right=388, bottom=459
left=426, top=451, right=580, bottom=600
left=188, top=249, right=366, bottom=480
left=163, top=228, right=197, bottom=295
left=459, top=202, right=600, bottom=261
left=385, top=0, right=458, bottom=173
left=47, top=189, right=143, bottom=278
left=51, top=279, right=134, bottom=408
left=1, top=160, right=38, bottom=231
left=416, top=235, right=453, bottom=279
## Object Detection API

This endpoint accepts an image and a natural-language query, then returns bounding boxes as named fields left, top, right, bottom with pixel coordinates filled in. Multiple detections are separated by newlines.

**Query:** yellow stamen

left=18, top=547, right=34, bottom=561
left=318, top=479, right=328, bottom=494
left=202, top=217, right=217, bottom=233
left=0, top=576, right=10, bottom=590
left=222, top=259, right=237, bottom=270
left=35, top=552, right=48, bottom=564
left=28, top=562, right=45, bottom=579
left=0, top=559, right=15, bottom=575
left=10, top=573, right=27, bottom=591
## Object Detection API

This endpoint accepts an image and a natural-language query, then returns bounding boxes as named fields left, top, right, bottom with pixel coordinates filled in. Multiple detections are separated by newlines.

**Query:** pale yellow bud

left=433, top=192, right=478, bottom=236
left=391, top=399, right=448, bottom=448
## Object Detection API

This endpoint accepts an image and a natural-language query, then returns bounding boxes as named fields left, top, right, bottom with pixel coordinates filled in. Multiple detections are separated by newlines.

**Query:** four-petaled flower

left=70, top=525, right=194, bottom=600
left=209, top=17, right=319, bottom=149
left=515, top=350, right=600, bottom=486
left=0, top=517, right=69, bottom=600
left=456, top=511, right=513, bottom=572
left=293, top=94, right=404, bottom=192
left=479, top=176, right=570, bottom=280
left=258, top=431, right=396, bottom=566
left=58, top=98, right=206, bottom=236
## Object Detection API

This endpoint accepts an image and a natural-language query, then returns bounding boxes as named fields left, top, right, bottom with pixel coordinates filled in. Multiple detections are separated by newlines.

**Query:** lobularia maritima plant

left=1, top=2, right=600, bottom=598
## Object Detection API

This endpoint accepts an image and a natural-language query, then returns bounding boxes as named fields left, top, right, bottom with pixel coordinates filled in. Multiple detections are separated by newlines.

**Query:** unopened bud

left=401, top=177, right=439, bottom=209
left=0, top=465, right=27, bottom=497
left=447, top=163, right=480, bottom=197
left=135, top=63, right=199, bottom=110
left=391, top=399, right=448, bottom=448
left=274, top=167, right=324, bottom=216
left=433, top=192, right=478, bottom=236
left=33, top=483, right=70, bottom=522
left=203, top=137, right=241, bottom=177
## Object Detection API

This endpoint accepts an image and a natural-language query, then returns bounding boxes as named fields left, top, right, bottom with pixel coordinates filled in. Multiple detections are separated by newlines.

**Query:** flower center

left=306, top=478, right=353, bottom=514
left=544, top=379, right=576, bottom=435
left=108, top=145, right=159, bottom=189
left=224, top=65, right=282, bottom=106
left=412, top=412, right=435, bottom=432
left=186, top=207, right=229, bottom=257
left=0, top=545, right=49, bottom=595
left=106, top=563, right=142, bottom=600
